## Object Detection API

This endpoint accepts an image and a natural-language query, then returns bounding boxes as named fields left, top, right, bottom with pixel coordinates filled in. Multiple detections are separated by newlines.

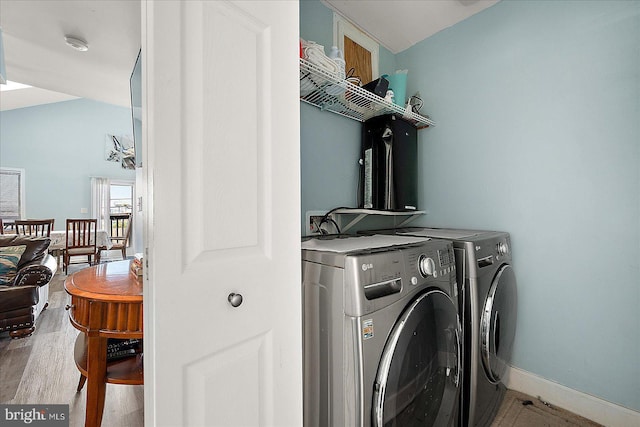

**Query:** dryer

left=394, top=228, right=518, bottom=427
left=302, top=234, right=461, bottom=427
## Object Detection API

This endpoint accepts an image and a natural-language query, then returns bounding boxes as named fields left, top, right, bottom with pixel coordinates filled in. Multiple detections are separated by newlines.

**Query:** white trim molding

left=332, top=12, right=379, bottom=80
left=506, top=366, right=640, bottom=427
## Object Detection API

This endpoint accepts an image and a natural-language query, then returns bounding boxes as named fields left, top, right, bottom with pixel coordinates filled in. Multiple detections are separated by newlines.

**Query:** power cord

left=322, top=217, right=341, bottom=234
left=317, top=206, right=351, bottom=235
left=311, top=217, right=328, bottom=235
left=409, top=92, right=423, bottom=113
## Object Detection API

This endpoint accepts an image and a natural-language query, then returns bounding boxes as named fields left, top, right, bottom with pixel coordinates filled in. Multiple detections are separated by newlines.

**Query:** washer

left=302, top=234, right=461, bottom=427
left=394, top=228, right=518, bottom=427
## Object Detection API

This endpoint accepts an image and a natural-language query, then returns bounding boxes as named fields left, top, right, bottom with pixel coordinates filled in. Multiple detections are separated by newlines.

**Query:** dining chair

left=0, top=219, right=15, bottom=234
left=15, top=219, right=55, bottom=237
left=98, top=213, right=132, bottom=261
left=64, top=218, right=98, bottom=274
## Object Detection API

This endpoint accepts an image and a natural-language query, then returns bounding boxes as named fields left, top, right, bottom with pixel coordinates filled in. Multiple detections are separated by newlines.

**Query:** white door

left=142, top=1, right=301, bottom=426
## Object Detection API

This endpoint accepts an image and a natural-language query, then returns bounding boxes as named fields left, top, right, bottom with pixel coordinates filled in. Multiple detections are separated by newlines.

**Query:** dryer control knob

left=497, top=242, right=509, bottom=256
left=418, top=256, right=436, bottom=278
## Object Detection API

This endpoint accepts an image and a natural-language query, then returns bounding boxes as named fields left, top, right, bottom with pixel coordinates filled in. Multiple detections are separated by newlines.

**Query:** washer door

left=372, top=290, right=461, bottom=427
left=480, top=264, right=517, bottom=383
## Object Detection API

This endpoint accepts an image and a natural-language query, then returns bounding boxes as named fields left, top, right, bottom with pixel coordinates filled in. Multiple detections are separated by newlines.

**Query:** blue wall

left=301, top=0, right=640, bottom=412
left=398, top=0, right=640, bottom=411
left=301, top=102, right=360, bottom=222
left=300, top=0, right=398, bottom=233
left=0, top=98, right=135, bottom=230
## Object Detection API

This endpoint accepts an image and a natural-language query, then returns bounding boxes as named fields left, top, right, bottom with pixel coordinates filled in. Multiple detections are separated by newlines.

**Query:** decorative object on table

left=0, top=235, right=57, bottom=338
left=130, top=252, right=143, bottom=279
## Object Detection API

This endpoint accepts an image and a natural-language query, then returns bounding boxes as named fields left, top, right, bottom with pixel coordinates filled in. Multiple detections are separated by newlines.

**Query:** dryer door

left=480, top=264, right=517, bottom=383
left=372, top=290, right=461, bottom=427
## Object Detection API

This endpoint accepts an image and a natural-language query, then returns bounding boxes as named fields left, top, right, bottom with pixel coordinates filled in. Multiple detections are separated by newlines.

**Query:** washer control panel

left=497, top=241, right=509, bottom=256
left=418, top=255, right=436, bottom=278
left=341, top=239, right=458, bottom=316
left=438, top=247, right=454, bottom=266
left=403, top=240, right=456, bottom=283
left=473, top=234, right=512, bottom=263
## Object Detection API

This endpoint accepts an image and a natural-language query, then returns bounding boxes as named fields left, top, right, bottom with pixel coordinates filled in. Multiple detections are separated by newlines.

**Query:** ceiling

left=0, top=0, right=140, bottom=111
left=0, top=0, right=498, bottom=111
left=322, top=0, right=500, bottom=53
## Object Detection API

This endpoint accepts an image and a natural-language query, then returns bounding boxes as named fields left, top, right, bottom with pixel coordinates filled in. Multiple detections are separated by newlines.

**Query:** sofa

left=0, top=235, right=58, bottom=338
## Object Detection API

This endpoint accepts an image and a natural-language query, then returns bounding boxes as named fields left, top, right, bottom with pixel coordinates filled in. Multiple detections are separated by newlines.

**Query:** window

left=91, top=178, right=135, bottom=234
left=110, top=182, right=134, bottom=214
left=0, top=168, right=26, bottom=220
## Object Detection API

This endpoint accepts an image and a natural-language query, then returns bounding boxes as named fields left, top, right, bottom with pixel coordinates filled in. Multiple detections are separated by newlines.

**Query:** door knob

left=228, top=293, right=243, bottom=307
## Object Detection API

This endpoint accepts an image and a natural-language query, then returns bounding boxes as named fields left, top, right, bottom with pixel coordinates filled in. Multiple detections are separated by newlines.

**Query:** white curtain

left=91, top=177, right=111, bottom=235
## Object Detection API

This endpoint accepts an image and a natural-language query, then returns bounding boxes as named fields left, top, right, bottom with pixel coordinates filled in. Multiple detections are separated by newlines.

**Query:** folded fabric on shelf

left=302, top=40, right=339, bottom=75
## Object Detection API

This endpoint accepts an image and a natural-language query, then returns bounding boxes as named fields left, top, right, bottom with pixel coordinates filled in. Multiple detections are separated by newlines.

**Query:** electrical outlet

left=309, top=215, right=325, bottom=234
left=305, top=210, right=327, bottom=236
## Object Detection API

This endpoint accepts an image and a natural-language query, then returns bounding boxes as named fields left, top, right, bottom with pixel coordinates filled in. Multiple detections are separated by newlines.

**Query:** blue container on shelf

left=384, top=70, right=408, bottom=106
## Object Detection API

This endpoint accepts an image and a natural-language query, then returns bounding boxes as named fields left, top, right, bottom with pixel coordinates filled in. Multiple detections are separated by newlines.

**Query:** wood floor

left=1, top=259, right=599, bottom=427
left=0, top=261, right=144, bottom=427
left=492, top=389, right=602, bottom=426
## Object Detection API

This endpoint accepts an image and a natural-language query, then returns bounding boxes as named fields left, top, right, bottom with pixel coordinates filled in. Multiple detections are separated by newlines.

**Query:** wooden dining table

left=64, top=260, right=143, bottom=427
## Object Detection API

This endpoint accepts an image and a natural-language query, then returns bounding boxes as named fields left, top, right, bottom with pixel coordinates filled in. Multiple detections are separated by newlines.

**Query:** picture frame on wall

left=120, top=136, right=135, bottom=170
left=105, top=134, right=135, bottom=169
left=105, top=134, right=122, bottom=163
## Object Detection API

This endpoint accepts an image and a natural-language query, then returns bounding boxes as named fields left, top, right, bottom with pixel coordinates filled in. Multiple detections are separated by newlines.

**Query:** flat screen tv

left=129, top=49, right=142, bottom=168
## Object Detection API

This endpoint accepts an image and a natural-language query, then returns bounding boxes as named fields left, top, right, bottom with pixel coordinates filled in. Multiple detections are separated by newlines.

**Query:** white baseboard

left=505, top=366, right=640, bottom=427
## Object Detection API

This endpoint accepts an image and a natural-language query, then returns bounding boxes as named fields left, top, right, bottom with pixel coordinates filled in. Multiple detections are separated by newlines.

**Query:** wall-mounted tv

left=129, top=49, right=142, bottom=168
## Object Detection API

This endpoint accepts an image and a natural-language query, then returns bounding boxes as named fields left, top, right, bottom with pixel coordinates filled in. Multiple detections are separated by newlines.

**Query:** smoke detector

left=64, top=35, right=89, bottom=52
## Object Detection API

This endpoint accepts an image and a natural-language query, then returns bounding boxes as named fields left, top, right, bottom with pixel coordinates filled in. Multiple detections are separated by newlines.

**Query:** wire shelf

left=299, top=58, right=435, bottom=129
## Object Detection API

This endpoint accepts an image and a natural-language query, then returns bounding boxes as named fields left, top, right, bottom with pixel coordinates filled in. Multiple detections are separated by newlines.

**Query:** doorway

left=100, top=180, right=135, bottom=260
left=110, top=182, right=134, bottom=215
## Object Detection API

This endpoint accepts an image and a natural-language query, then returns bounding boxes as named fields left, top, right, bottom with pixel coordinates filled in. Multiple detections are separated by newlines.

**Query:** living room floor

left=0, top=259, right=601, bottom=427
left=0, top=260, right=143, bottom=427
